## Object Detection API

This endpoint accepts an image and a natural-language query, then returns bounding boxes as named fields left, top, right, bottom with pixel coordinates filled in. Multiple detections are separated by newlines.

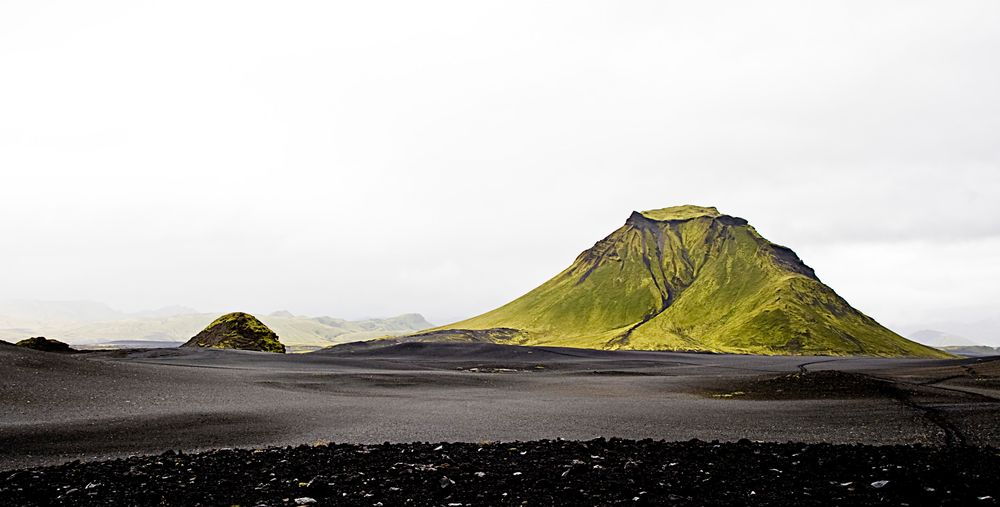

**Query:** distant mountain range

left=906, top=329, right=980, bottom=348
left=904, top=317, right=1000, bottom=348
left=937, top=345, right=1000, bottom=357
left=416, top=205, right=948, bottom=358
left=0, top=300, right=432, bottom=352
left=903, top=329, right=998, bottom=357
left=0, top=300, right=129, bottom=326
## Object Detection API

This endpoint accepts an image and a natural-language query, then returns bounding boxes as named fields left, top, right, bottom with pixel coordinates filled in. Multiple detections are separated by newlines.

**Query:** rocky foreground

left=1, top=439, right=997, bottom=506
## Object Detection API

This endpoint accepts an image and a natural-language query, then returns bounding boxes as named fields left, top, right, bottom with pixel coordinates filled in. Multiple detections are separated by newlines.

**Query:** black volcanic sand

left=2, top=439, right=998, bottom=506
left=2, top=341, right=1000, bottom=471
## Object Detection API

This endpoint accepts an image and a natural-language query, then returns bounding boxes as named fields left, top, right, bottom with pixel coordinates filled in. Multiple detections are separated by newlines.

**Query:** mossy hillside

left=625, top=247, right=941, bottom=357
left=439, top=205, right=949, bottom=358
left=182, top=312, right=286, bottom=353
left=444, top=208, right=737, bottom=344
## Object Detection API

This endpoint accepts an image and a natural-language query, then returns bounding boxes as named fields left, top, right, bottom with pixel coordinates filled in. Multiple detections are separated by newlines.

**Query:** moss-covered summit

left=639, top=205, right=722, bottom=221
left=431, top=205, right=949, bottom=358
left=182, top=312, right=286, bottom=353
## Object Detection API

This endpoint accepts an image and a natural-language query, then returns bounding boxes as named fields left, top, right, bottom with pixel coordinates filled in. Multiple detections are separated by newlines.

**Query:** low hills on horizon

left=412, top=205, right=950, bottom=358
left=0, top=300, right=432, bottom=352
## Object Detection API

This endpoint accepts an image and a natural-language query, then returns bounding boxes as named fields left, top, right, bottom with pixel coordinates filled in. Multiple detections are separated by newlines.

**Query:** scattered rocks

left=459, top=367, right=521, bottom=373
left=0, top=439, right=996, bottom=506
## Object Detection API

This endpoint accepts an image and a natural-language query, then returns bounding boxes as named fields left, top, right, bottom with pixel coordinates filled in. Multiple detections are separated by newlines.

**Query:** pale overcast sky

left=1, top=2, right=998, bottom=343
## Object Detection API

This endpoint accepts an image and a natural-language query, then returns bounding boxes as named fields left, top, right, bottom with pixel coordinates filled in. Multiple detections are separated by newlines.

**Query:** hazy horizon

left=2, top=2, right=998, bottom=345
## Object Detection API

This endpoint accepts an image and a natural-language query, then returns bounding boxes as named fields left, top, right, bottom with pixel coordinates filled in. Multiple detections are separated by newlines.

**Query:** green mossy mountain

left=182, top=312, right=286, bottom=353
left=436, top=205, right=948, bottom=358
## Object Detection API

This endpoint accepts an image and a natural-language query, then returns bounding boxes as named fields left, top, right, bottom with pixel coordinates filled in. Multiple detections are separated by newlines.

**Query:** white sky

left=1, top=1, right=998, bottom=343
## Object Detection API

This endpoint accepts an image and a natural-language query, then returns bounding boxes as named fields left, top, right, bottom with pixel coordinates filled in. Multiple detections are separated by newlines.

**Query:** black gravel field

left=4, top=343, right=1000, bottom=505
left=2, top=438, right=997, bottom=506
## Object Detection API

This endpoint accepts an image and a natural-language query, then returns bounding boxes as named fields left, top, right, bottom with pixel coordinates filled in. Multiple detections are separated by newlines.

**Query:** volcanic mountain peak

left=182, top=312, right=285, bottom=353
left=425, top=205, right=948, bottom=358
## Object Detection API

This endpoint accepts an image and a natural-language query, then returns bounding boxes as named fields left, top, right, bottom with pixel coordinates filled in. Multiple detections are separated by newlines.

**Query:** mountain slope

left=439, top=205, right=948, bottom=358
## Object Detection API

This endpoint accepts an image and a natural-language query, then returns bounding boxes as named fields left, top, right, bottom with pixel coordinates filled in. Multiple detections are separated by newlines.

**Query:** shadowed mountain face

left=182, top=312, right=285, bottom=353
left=435, top=205, right=948, bottom=358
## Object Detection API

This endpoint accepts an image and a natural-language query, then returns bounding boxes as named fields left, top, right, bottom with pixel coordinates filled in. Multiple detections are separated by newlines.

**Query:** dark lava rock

left=0, top=439, right=996, bottom=506
left=15, top=337, right=74, bottom=353
left=182, top=312, right=285, bottom=353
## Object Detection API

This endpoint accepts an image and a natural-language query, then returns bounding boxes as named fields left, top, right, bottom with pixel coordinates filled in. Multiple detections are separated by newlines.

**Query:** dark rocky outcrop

left=182, top=312, right=285, bottom=353
left=15, top=337, right=74, bottom=353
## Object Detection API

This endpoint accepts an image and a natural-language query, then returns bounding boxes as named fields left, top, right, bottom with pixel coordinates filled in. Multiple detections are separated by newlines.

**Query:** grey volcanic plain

left=1, top=341, right=998, bottom=471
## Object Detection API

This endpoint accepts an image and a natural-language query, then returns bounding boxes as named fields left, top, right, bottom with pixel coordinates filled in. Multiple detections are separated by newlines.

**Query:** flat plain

left=2, top=341, right=997, bottom=471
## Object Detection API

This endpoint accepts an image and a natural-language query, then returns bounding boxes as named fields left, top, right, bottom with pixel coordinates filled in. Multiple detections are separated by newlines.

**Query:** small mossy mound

left=182, top=312, right=285, bottom=353
left=16, top=337, right=74, bottom=353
